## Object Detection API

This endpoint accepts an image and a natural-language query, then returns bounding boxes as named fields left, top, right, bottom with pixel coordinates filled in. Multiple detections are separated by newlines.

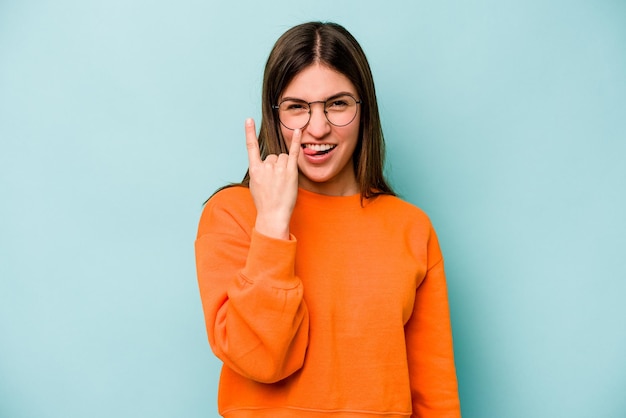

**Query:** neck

left=298, top=173, right=359, bottom=196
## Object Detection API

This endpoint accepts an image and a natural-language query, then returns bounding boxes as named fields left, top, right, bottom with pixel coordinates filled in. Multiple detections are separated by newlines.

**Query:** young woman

left=195, top=21, right=461, bottom=418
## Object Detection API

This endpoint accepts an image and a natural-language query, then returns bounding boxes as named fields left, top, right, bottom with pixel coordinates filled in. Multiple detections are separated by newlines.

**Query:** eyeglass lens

left=276, top=95, right=359, bottom=130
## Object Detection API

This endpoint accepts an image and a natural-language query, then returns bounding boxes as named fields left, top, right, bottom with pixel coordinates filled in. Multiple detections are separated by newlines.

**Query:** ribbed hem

left=222, top=406, right=411, bottom=417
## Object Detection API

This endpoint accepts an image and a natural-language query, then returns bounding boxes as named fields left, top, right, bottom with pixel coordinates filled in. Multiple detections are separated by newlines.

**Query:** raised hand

left=245, top=118, right=301, bottom=240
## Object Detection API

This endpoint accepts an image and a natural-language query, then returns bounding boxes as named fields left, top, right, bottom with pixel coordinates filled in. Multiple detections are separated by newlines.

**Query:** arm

left=406, top=227, right=461, bottom=417
left=195, top=191, right=309, bottom=383
left=195, top=119, right=307, bottom=383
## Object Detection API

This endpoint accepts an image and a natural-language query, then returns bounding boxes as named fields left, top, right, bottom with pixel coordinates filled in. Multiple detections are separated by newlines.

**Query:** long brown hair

left=223, top=22, right=394, bottom=200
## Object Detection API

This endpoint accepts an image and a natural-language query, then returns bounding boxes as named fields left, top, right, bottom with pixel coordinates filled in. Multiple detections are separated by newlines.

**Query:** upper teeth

left=304, top=144, right=335, bottom=151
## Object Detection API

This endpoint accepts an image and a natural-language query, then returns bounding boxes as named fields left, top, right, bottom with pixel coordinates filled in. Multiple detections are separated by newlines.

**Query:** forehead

left=281, top=63, right=357, bottom=100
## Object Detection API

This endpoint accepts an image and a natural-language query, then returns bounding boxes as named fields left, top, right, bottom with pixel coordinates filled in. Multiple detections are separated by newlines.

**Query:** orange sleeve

left=405, top=227, right=461, bottom=417
left=194, top=190, right=309, bottom=383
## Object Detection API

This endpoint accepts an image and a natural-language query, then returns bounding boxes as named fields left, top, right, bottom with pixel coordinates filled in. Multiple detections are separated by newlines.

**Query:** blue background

left=1, top=1, right=625, bottom=417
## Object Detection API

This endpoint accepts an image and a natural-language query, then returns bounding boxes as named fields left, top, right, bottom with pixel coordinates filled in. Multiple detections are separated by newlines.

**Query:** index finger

left=245, top=118, right=262, bottom=167
left=288, top=128, right=302, bottom=170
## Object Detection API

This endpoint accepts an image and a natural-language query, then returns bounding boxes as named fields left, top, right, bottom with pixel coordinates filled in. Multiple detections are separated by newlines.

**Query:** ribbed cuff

left=241, top=228, right=299, bottom=288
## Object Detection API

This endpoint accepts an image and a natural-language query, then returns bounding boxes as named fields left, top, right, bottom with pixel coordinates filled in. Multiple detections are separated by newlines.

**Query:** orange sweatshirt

left=195, top=186, right=461, bottom=418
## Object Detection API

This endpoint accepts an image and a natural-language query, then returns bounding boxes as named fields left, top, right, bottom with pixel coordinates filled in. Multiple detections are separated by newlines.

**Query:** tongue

left=303, top=147, right=321, bottom=156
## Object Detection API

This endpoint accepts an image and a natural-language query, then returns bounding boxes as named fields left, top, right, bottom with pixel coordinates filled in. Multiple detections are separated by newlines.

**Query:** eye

left=326, top=96, right=354, bottom=111
left=281, top=100, right=309, bottom=112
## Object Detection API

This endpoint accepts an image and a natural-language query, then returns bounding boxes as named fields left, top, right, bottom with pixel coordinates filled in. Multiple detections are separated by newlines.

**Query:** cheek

left=339, top=125, right=360, bottom=150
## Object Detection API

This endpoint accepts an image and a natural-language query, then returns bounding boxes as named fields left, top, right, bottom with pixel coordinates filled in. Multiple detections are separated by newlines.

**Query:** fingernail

left=245, top=118, right=253, bottom=126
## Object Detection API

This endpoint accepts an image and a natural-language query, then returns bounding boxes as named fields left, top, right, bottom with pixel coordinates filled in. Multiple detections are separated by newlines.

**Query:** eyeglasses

left=272, top=94, right=362, bottom=131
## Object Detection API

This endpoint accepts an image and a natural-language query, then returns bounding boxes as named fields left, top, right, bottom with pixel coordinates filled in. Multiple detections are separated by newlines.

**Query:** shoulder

left=206, top=185, right=253, bottom=210
left=374, top=194, right=444, bottom=266
left=370, top=194, right=433, bottom=227
left=197, top=186, right=255, bottom=237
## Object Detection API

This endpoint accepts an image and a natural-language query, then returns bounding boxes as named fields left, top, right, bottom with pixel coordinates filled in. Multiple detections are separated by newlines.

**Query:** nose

left=304, top=102, right=331, bottom=139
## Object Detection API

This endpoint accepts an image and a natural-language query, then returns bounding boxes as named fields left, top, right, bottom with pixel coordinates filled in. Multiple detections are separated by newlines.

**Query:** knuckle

left=248, top=166, right=259, bottom=177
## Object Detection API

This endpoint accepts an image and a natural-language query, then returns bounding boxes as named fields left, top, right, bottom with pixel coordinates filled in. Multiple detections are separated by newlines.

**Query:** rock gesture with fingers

left=245, top=118, right=301, bottom=240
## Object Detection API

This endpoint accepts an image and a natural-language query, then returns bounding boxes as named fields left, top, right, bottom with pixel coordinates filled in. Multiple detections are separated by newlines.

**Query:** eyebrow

left=280, top=91, right=356, bottom=102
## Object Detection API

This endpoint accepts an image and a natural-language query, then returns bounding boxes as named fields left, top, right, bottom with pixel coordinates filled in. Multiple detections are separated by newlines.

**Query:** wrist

left=254, top=216, right=290, bottom=240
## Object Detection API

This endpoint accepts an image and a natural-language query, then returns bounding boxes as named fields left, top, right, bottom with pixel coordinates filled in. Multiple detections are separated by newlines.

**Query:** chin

left=300, top=170, right=334, bottom=184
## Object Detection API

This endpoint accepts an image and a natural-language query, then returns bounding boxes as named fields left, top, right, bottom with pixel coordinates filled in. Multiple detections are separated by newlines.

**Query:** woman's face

left=279, top=63, right=360, bottom=196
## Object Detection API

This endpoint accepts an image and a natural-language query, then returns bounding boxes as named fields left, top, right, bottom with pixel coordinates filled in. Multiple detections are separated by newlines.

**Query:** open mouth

left=302, top=143, right=337, bottom=156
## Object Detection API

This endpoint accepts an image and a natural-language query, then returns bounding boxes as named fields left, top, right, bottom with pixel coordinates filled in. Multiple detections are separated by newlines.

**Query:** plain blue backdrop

left=1, top=1, right=625, bottom=417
